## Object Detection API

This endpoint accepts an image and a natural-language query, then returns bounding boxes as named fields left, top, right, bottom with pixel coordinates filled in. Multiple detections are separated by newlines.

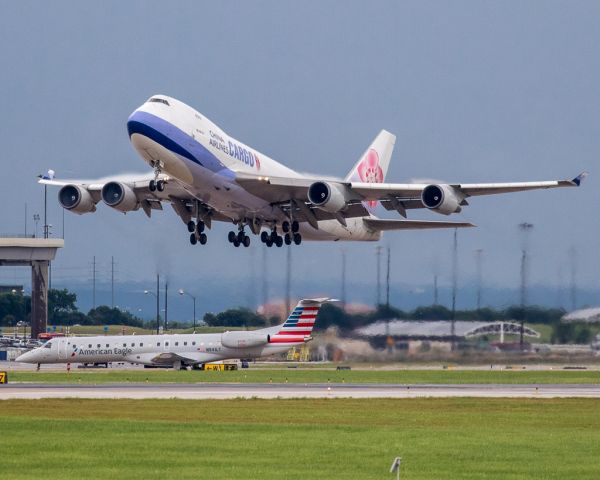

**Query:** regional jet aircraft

left=16, top=298, right=327, bottom=369
left=41, top=95, right=587, bottom=247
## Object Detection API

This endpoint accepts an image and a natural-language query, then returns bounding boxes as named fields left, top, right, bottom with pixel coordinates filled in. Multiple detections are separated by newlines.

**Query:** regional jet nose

left=16, top=350, right=36, bottom=363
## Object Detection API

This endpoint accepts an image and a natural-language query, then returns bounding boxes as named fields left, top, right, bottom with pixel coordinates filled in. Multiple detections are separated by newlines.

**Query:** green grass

left=6, top=368, right=600, bottom=384
left=0, top=398, right=598, bottom=479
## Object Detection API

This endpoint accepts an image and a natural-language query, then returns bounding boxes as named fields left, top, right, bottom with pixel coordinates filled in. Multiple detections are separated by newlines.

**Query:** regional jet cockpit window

left=148, top=97, right=170, bottom=106
left=43, top=341, right=52, bottom=349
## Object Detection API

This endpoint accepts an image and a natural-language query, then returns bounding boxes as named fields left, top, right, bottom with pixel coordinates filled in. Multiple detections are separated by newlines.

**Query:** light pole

left=144, top=289, right=159, bottom=335
left=179, top=289, right=196, bottom=332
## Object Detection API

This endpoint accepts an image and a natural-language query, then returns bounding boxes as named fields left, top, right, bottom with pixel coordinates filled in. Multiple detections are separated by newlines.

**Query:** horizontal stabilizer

left=364, top=218, right=475, bottom=231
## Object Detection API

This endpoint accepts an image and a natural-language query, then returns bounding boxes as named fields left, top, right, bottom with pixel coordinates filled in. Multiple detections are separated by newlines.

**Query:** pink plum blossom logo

left=357, top=149, right=383, bottom=208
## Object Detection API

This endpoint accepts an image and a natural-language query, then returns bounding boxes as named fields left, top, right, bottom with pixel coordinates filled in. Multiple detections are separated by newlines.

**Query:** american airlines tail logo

left=357, top=149, right=383, bottom=208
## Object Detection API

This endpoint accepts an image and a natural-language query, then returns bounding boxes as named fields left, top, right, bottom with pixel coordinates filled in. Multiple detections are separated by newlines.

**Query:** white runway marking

left=1, top=383, right=599, bottom=399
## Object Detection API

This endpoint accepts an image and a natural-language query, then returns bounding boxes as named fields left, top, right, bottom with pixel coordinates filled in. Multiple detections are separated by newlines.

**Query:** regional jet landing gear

left=188, top=220, right=207, bottom=245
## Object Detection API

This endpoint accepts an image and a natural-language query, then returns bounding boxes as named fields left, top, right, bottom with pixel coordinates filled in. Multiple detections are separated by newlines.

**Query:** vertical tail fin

left=344, top=130, right=396, bottom=211
left=269, top=298, right=329, bottom=343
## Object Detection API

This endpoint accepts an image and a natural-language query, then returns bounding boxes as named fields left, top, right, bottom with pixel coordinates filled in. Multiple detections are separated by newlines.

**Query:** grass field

left=1, top=398, right=599, bottom=479
left=6, top=368, right=600, bottom=384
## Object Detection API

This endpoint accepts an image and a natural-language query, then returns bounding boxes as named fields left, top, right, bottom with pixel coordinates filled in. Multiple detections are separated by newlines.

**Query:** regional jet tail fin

left=363, top=218, right=475, bottom=231
left=269, top=298, right=332, bottom=344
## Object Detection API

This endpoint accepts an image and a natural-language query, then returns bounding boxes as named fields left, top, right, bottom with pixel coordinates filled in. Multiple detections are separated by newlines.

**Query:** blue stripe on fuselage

left=127, top=111, right=229, bottom=175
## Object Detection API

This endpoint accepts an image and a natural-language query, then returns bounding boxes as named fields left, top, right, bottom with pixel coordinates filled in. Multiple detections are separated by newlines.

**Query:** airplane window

left=192, top=342, right=196, bottom=346
left=157, top=342, right=161, bottom=347
left=44, top=342, right=52, bottom=349
left=139, top=343, right=143, bottom=347
left=97, top=344, right=101, bottom=348
left=184, top=342, right=187, bottom=346
left=165, top=342, right=169, bottom=346
left=88, top=344, right=92, bottom=348
left=123, top=343, right=127, bottom=347
left=106, top=344, right=109, bottom=348
left=175, top=342, right=179, bottom=346
left=131, top=343, right=135, bottom=347
left=148, top=98, right=170, bottom=106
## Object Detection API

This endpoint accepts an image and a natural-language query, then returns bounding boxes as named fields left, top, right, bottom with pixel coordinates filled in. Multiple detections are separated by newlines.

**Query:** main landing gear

left=188, top=220, right=207, bottom=245
left=228, top=228, right=251, bottom=248
left=260, top=221, right=301, bottom=248
left=148, top=163, right=165, bottom=192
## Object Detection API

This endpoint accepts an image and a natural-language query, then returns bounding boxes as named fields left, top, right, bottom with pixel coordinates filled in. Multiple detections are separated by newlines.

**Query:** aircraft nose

left=16, top=350, right=36, bottom=363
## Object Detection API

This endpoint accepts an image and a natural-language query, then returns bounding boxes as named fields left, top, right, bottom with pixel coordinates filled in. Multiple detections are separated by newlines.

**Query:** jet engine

left=221, top=331, right=270, bottom=349
left=58, top=185, right=96, bottom=214
left=307, top=181, right=349, bottom=213
left=101, top=182, right=138, bottom=212
left=421, top=184, right=463, bottom=215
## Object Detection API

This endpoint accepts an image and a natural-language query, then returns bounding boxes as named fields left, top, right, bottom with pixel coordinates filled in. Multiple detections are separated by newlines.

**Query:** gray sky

left=0, top=1, right=598, bottom=310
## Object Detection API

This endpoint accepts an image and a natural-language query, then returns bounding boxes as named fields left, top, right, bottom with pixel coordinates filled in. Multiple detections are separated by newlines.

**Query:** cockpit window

left=43, top=342, right=52, bottom=349
left=148, top=97, right=170, bottom=106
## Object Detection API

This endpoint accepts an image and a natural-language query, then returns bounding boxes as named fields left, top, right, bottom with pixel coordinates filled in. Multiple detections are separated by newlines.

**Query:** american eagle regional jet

left=16, top=298, right=328, bottom=369
left=42, top=95, right=587, bottom=247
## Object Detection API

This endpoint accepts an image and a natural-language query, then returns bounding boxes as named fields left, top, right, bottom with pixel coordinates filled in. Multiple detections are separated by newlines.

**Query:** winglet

left=571, top=171, right=588, bottom=186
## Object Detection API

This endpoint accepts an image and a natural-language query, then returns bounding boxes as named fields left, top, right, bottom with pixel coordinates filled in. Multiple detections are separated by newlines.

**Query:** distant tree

left=0, top=293, right=29, bottom=325
left=87, top=306, right=144, bottom=327
left=203, top=308, right=267, bottom=327
left=411, top=305, right=452, bottom=321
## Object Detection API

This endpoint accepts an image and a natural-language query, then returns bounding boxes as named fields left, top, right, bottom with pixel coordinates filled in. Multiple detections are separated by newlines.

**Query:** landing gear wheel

left=265, top=238, right=273, bottom=247
left=243, top=236, right=250, bottom=247
left=275, top=236, right=283, bottom=248
left=156, top=180, right=165, bottom=192
left=282, top=221, right=290, bottom=233
left=149, top=179, right=156, bottom=192
left=293, top=233, right=302, bottom=245
left=260, top=231, right=269, bottom=243
left=291, top=220, right=300, bottom=233
left=270, top=230, right=278, bottom=243
left=284, top=233, right=292, bottom=245
left=228, top=231, right=236, bottom=243
left=189, top=233, right=197, bottom=245
left=199, top=233, right=207, bottom=245
left=196, top=221, right=205, bottom=234
left=187, top=221, right=195, bottom=233
left=233, top=238, right=240, bottom=247
left=237, top=231, right=245, bottom=243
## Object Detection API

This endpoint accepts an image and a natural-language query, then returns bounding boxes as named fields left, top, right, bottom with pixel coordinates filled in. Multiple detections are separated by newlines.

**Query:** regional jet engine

left=101, top=182, right=138, bottom=212
left=307, top=181, right=350, bottom=213
left=421, top=184, right=463, bottom=215
left=221, top=331, right=270, bottom=349
left=58, top=185, right=96, bottom=214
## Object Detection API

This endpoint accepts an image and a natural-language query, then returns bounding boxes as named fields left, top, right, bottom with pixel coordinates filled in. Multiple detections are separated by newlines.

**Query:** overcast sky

left=0, top=1, right=598, bottom=310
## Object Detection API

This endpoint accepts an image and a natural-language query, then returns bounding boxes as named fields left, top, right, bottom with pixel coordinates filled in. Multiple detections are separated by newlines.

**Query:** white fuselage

left=16, top=332, right=295, bottom=366
left=127, top=96, right=380, bottom=241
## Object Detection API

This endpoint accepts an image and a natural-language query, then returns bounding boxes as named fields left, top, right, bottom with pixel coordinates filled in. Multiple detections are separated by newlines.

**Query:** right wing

left=363, top=218, right=475, bottom=231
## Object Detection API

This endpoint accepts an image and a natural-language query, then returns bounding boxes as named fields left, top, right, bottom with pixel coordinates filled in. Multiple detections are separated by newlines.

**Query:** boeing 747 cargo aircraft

left=16, top=298, right=328, bottom=369
left=40, top=95, right=587, bottom=247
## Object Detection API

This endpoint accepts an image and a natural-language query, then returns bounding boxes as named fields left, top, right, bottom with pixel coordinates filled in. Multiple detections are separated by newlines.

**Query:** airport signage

left=0, top=371, right=7, bottom=384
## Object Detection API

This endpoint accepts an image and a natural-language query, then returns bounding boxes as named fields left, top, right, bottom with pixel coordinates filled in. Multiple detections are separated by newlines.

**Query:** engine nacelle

left=307, top=181, right=349, bottom=213
left=221, top=331, right=270, bottom=349
left=58, top=185, right=96, bottom=214
left=421, top=184, right=462, bottom=215
left=101, top=182, right=138, bottom=212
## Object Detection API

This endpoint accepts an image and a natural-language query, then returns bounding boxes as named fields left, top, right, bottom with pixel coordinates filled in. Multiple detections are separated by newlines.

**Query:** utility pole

left=451, top=229, right=458, bottom=351
left=285, top=246, right=292, bottom=313
left=569, top=246, right=577, bottom=311
left=164, top=280, right=168, bottom=331
left=433, top=275, right=438, bottom=305
left=24, top=203, right=27, bottom=236
left=261, top=247, right=268, bottom=309
left=341, top=248, right=347, bottom=308
left=386, top=245, right=391, bottom=308
left=111, top=256, right=115, bottom=308
left=518, top=222, right=534, bottom=349
left=375, top=246, right=382, bottom=307
left=475, top=249, right=483, bottom=310
left=156, top=274, right=160, bottom=335
left=92, top=256, right=96, bottom=310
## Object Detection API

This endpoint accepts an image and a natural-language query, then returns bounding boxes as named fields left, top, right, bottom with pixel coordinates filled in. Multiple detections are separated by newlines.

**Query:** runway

left=1, top=383, right=599, bottom=399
